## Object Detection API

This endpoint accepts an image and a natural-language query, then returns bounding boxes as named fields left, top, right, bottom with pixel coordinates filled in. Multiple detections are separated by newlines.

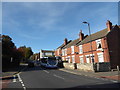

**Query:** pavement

left=1, top=64, right=28, bottom=89
left=1, top=63, right=28, bottom=79
left=59, top=68, right=120, bottom=81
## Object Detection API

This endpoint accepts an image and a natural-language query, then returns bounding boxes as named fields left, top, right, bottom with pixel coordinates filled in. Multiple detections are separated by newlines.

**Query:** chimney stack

left=64, top=38, right=68, bottom=45
left=79, top=30, right=84, bottom=41
left=106, top=20, right=112, bottom=32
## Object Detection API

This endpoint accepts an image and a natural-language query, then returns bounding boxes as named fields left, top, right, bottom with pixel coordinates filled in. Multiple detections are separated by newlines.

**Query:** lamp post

left=83, top=21, right=95, bottom=72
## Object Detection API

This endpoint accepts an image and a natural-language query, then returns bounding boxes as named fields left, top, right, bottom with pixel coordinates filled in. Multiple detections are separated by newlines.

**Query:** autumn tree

left=2, top=35, right=22, bottom=70
left=18, top=46, right=33, bottom=63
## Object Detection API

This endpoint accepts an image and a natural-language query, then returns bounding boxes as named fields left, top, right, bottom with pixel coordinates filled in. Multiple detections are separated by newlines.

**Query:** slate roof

left=41, top=50, right=54, bottom=53
left=76, top=28, right=108, bottom=46
left=77, top=25, right=120, bottom=46
left=56, top=25, right=120, bottom=49
left=63, top=38, right=80, bottom=49
left=57, top=40, right=72, bottom=49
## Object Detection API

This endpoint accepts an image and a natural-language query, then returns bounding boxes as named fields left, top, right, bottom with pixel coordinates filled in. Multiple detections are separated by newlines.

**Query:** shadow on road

left=3, top=64, right=63, bottom=74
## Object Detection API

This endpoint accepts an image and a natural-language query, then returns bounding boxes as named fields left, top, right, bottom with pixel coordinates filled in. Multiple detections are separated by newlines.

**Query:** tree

left=2, top=35, right=21, bottom=70
left=18, top=46, right=33, bottom=62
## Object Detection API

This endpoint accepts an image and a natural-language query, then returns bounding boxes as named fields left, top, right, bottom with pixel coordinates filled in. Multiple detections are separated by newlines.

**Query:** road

left=3, top=65, right=120, bottom=89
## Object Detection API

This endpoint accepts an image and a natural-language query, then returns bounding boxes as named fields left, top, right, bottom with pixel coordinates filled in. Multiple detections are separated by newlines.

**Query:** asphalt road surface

left=3, top=66, right=120, bottom=89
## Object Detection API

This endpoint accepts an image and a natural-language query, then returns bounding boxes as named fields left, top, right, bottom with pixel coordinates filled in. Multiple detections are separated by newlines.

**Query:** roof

left=63, top=38, right=80, bottom=49
left=41, top=50, right=54, bottom=53
left=76, top=28, right=108, bottom=45
left=57, top=40, right=72, bottom=49
left=77, top=25, right=120, bottom=46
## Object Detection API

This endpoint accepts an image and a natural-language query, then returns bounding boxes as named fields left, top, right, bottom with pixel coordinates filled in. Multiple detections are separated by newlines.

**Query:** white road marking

left=43, top=70, right=49, bottom=73
left=17, top=74, right=22, bottom=82
left=22, top=83, right=25, bottom=87
left=23, top=86, right=26, bottom=90
left=111, top=80, right=118, bottom=83
left=53, top=74, right=65, bottom=80
left=17, top=74, right=26, bottom=90
left=59, top=69, right=78, bottom=75
left=21, top=81, right=24, bottom=84
left=13, top=75, right=16, bottom=82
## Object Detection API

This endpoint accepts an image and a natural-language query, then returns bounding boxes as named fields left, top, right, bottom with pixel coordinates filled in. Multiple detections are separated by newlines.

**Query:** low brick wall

left=77, top=63, right=94, bottom=72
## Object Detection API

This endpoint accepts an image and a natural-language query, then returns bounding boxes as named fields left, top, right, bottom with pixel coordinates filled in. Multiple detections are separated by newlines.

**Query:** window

left=71, top=46, right=74, bottom=54
left=67, top=56, right=71, bottom=63
left=79, top=56, right=84, bottom=64
left=97, top=53, right=104, bottom=62
left=72, top=56, right=75, bottom=63
left=79, top=45, right=83, bottom=54
left=62, top=49, right=65, bottom=56
left=86, top=55, right=90, bottom=63
left=96, top=39, right=102, bottom=50
left=90, top=54, right=94, bottom=63
left=65, top=49, right=67, bottom=56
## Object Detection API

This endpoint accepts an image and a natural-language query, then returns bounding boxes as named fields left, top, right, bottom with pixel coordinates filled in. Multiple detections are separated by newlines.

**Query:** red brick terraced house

left=55, top=20, right=120, bottom=72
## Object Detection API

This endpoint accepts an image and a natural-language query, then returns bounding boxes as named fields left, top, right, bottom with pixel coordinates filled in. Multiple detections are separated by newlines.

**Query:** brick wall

left=107, top=26, right=120, bottom=69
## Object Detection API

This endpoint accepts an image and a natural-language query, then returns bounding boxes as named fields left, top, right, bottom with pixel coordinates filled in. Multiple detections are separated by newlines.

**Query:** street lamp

left=83, top=21, right=95, bottom=71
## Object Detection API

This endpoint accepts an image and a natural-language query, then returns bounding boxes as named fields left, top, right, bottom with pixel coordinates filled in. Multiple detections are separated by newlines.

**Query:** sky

left=2, top=2, right=118, bottom=53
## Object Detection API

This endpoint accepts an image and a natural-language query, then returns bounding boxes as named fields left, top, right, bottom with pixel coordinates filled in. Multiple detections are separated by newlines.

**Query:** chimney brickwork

left=106, top=20, right=112, bottom=32
left=79, top=30, right=84, bottom=41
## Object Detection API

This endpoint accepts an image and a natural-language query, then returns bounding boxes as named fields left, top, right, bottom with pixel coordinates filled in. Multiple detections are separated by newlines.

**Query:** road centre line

left=53, top=74, right=65, bottom=80
left=43, top=70, right=49, bottom=73
left=59, top=69, right=78, bottom=75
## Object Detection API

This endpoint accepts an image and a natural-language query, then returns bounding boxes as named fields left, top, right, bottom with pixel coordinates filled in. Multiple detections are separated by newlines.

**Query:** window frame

left=79, top=45, right=83, bottom=54
left=96, top=39, right=102, bottom=50
left=71, top=46, right=74, bottom=54
left=97, top=52, right=104, bottom=62
left=79, top=56, right=84, bottom=64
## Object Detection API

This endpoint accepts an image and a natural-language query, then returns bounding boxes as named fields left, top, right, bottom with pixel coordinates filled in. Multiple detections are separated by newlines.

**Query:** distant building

left=40, top=49, right=55, bottom=58
left=55, top=20, right=120, bottom=72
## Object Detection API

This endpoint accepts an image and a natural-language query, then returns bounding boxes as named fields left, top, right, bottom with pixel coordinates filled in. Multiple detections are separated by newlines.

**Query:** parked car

left=28, top=61, right=35, bottom=67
